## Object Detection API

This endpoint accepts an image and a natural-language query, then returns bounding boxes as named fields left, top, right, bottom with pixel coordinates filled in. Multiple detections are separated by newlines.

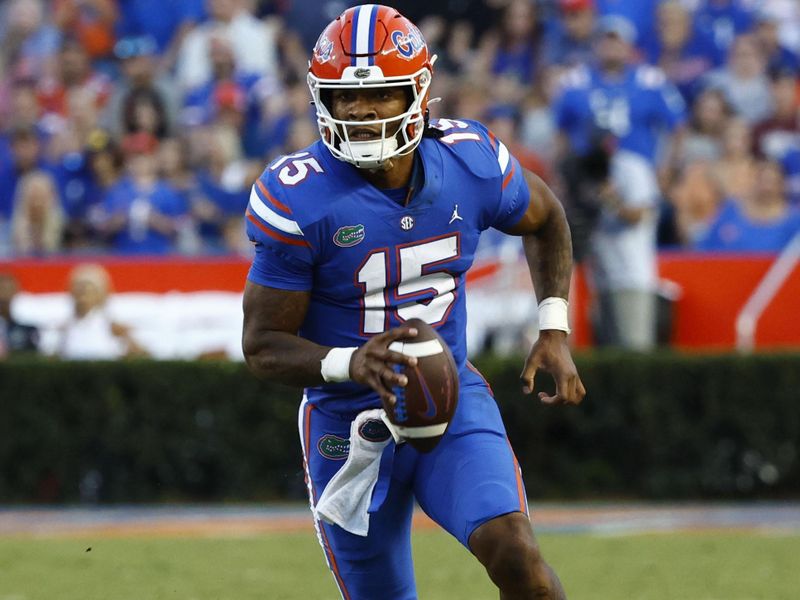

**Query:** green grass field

left=1, top=529, right=798, bottom=599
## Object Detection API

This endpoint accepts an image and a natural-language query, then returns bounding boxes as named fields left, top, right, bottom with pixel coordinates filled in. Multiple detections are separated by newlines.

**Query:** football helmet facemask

left=308, top=4, right=435, bottom=169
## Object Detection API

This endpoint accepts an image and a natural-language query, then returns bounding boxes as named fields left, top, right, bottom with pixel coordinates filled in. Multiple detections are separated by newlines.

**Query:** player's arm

left=504, top=169, right=573, bottom=300
left=241, top=281, right=417, bottom=403
left=503, top=168, right=586, bottom=406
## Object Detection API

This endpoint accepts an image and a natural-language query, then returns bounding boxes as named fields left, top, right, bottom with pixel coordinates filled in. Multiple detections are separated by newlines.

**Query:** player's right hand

left=350, top=325, right=419, bottom=406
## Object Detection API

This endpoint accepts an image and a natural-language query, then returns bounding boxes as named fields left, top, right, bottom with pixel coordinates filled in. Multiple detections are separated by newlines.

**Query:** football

left=385, top=318, right=459, bottom=453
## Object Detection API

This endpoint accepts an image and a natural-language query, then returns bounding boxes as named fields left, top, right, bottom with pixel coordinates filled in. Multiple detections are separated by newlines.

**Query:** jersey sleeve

left=245, top=170, right=314, bottom=291
left=474, top=124, right=531, bottom=232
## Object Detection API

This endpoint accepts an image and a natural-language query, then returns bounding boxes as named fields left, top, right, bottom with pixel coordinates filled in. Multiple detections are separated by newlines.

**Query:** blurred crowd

left=0, top=0, right=797, bottom=259
left=1, top=0, right=800, bottom=355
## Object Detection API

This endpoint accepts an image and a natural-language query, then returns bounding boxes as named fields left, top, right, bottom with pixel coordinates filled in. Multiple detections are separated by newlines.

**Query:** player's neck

left=359, top=151, right=416, bottom=191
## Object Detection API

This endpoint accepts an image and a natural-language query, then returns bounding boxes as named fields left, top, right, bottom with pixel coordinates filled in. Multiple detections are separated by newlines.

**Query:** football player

left=242, top=5, right=585, bottom=599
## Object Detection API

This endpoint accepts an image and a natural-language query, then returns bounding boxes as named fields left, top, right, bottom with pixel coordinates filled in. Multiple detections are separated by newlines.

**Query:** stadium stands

left=0, top=0, right=798, bottom=352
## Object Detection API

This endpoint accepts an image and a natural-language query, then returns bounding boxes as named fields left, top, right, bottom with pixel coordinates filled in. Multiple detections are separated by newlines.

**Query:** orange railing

left=3, top=251, right=800, bottom=350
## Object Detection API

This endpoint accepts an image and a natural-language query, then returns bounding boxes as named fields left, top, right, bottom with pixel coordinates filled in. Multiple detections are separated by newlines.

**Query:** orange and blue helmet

left=307, top=4, right=435, bottom=169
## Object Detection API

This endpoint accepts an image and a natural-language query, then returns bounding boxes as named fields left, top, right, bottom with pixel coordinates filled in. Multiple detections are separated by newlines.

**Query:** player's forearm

left=242, top=329, right=330, bottom=387
left=522, top=203, right=573, bottom=301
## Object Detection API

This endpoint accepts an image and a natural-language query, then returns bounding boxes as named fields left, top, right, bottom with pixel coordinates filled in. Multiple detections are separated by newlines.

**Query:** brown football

left=384, top=318, right=459, bottom=453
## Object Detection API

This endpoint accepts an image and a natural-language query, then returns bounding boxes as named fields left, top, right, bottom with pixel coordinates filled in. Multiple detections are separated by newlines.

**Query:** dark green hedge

left=1, top=353, right=798, bottom=503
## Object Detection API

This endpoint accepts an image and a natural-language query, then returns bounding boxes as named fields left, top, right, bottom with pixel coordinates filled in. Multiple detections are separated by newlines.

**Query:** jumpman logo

left=449, top=204, right=463, bottom=225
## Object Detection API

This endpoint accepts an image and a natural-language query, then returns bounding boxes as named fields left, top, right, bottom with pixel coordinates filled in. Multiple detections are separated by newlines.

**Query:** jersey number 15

left=356, top=234, right=460, bottom=334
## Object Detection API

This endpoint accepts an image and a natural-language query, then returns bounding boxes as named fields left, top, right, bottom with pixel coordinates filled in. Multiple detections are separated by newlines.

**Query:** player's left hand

left=520, top=330, right=586, bottom=405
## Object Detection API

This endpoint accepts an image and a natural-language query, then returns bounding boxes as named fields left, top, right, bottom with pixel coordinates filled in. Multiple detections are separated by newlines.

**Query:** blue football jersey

left=554, top=64, right=687, bottom=163
left=245, top=119, right=530, bottom=414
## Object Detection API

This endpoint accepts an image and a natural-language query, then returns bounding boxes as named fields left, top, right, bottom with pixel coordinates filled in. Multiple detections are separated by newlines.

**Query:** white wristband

left=538, top=297, right=571, bottom=334
left=320, top=347, right=358, bottom=383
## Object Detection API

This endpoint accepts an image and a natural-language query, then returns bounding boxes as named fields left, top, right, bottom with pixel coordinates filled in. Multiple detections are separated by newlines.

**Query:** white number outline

left=430, top=118, right=482, bottom=145
left=270, top=151, right=324, bottom=186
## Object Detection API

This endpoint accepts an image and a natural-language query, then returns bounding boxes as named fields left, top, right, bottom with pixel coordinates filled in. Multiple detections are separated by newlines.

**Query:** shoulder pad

left=430, top=118, right=512, bottom=181
left=248, top=145, right=330, bottom=236
left=256, top=145, right=332, bottom=229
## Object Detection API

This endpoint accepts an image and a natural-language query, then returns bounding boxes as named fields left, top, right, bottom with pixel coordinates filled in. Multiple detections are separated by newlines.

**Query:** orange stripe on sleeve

left=256, top=179, right=293, bottom=214
left=502, top=164, right=516, bottom=190
left=487, top=130, right=498, bottom=151
left=246, top=211, right=310, bottom=248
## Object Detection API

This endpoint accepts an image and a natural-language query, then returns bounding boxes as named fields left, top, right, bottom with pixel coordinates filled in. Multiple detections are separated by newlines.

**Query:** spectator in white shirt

left=704, top=34, right=774, bottom=125
left=589, top=149, right=661, bottom=350
left=56, top=263, right=146, bottom=360
left=175, top=0, right=279, bottom=92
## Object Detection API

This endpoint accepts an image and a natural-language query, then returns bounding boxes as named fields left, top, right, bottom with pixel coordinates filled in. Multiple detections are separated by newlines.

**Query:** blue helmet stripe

left=367, top=6, right=378, bottom=66
left=350, top=5, right=361, bottom=66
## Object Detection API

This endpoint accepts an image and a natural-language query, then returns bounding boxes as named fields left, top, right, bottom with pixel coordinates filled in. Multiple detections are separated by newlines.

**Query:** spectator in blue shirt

left=0, top=124, right=52, bottom=220
left=181, top=34, right=271, bottom=158
left=595, top=0, right=659, bottom=53
left=643, top=0, right=714, bottom=103
left=553, top=15, right=687, bottom=165
left=695, top=159, right=800, bottom=252
left=115, top=0, right=205, bottom=56
left=193, top=124, right=252, bottom=252
left=480, top=0, right=544, bottom=86
left=693, top=0, right=755, bottom=67
left=95, top=132, right=187, bottom=254
left=541, top=0, right=597, bottom=68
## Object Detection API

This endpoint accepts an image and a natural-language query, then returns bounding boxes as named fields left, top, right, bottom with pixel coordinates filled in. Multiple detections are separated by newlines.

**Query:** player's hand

left=519, top=330, right=586, bottom=405
left=350, top=325, right=419, bottom=406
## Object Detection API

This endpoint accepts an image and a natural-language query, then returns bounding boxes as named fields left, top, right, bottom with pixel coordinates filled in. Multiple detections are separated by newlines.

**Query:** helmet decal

left=314, top=35, right=334, bottom=64
left=391, top=26, right=425, bottom=60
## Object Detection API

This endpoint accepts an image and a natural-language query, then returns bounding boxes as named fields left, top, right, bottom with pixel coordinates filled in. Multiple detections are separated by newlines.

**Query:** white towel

left=315, top=408, right=393, bottom=536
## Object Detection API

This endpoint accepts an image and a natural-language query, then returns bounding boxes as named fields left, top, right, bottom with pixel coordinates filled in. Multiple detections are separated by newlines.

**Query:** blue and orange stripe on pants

left=302, top=401, right=352, bottom=600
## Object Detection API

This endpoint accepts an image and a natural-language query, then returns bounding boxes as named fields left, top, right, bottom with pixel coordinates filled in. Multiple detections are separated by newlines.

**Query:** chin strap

left=344, top=137, right=399, bottom=169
